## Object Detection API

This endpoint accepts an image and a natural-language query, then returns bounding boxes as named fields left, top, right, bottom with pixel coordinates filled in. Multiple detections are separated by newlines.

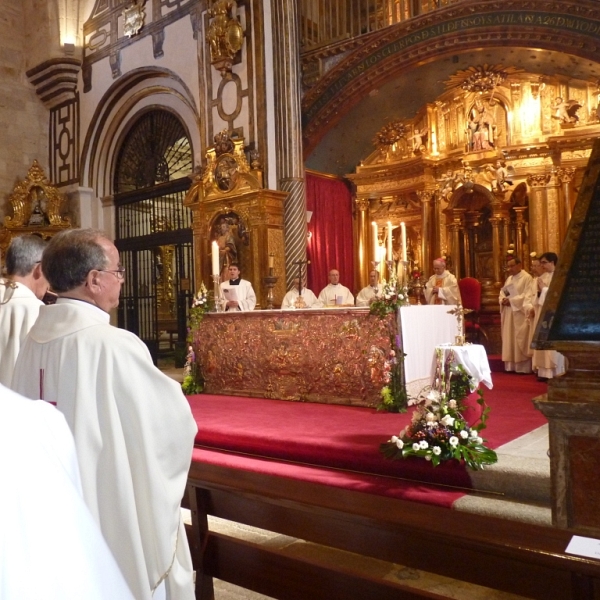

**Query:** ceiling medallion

left=123, top=1, right=146, bottom=38
left=445, top=64, right=523, bottom=94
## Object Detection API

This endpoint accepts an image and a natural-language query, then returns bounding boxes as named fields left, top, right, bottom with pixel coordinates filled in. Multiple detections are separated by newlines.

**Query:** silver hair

left=5, top=235, right=47, bottom=276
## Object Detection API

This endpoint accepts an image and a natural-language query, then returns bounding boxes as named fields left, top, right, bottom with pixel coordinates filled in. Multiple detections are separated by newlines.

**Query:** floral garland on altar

left=182, top=283, right=214, bottom=395
left=369, top=273, right=410, bottom=412
left=380, top=348, right=498, bottom=470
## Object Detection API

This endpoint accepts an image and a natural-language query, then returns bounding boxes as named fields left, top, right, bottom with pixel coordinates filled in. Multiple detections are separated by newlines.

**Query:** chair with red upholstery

left=458, top=277, right=488, bottom=343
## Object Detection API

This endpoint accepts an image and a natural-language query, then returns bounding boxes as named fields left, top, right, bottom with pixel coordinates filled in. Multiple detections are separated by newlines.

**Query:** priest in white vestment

left=318, top=268, right=354, bottom=306
left=356, top=270, right=383, bottom=307
left=281, top=277, right=322, bottom=309
left=0, top=384, right=134, bottom=600
left=499, top=256, right=534, bottom=373
left=531, top=252, right=566, bottom=380
left=220, top=263, right=256, bottom=311
left=0, top=235, right=48, bottom=387
left=424, top=258, right=461, bottom=305
left=11, top=229, right=197, bottom=600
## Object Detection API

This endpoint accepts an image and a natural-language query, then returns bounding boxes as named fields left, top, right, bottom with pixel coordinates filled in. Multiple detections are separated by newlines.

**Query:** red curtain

left=305, top=172, right=355, bottom=295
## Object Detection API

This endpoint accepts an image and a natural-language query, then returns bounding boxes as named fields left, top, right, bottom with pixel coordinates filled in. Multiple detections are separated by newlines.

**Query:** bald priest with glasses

left=11, top=228, right=197, bottom=600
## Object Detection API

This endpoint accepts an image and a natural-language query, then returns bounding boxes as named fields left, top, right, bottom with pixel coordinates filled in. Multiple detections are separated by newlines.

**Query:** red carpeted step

left=487, top=354, right=504, bottom=372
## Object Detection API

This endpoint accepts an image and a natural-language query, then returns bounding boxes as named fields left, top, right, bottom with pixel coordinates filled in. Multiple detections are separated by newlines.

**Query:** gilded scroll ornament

left=207, top=0, right=244, bottom=76
left=4, top=161, right=70, bottom=230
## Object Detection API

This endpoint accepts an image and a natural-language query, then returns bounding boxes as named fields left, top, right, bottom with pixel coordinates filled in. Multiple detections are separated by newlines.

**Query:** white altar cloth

left=399, top=305, right=459, bottom=391
left=432, top=344, right=493, bottom=390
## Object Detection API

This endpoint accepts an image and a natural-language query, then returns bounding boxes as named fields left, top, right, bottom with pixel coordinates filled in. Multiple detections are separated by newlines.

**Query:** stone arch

left=81, top=67, right=201, bottom=200
left=302, top=0, right=600, bottom=155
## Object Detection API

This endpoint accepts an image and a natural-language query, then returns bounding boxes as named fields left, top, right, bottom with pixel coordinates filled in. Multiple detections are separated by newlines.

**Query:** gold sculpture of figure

left=447, top=304, right=473, bottom=346
left=214, top=217, right=237, bottom=280
left=551, top=97, right=582, bottom=125
left=207, top=0, right=244, bottom=76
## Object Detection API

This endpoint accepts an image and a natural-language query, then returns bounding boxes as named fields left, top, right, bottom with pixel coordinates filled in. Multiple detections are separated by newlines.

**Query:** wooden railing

left=300, top=0, right=460, bottom=51
left=186, top=459, right=600, bottom=600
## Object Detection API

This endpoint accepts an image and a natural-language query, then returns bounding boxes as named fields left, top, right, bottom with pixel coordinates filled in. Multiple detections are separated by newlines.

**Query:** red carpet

left=188, top=372, right=547, bottom=508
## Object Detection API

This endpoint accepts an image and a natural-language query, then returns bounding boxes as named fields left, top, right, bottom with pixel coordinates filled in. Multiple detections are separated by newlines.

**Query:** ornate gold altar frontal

left=193, top=308, right=392, bottom=406
left=184, top=132, right=288, bottom=308
left=0, top=161, right=71, bottom=263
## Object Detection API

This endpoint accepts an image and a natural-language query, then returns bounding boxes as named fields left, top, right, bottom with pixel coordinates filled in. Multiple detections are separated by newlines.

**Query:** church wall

left=0, top=2, right=49, bottom=222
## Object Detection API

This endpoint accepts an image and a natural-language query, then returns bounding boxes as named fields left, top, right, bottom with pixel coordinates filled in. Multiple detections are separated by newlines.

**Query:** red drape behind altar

left=305, top=172, right=355, bottom=294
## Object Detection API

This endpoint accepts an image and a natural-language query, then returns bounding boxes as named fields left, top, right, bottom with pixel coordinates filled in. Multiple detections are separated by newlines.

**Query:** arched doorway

left=113, top=108, right=194, bottom=363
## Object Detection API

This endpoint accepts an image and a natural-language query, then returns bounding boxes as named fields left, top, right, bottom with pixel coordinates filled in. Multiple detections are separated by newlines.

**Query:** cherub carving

left=409, top=128, right=428, bottom=153
left=485, top=160, right=514, bottom=192
left=551, top=97, right=582, bottom=124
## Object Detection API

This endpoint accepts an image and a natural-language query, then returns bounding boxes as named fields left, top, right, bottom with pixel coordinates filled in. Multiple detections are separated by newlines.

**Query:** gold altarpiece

left=348, top=66, right=599, bottom=314
left=0, top=161, right=71, bottom=265
left=184, top=133, right=288, bottom=308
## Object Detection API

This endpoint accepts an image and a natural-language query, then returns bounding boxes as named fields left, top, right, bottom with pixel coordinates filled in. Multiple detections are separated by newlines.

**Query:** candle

left=372, top=222, right=378, bottom=262
left=211, top=240, right=219, bottom=276
left=401, top=222, right=407, bottom=262
left=268, top=254, right=274, bottom=269
left=386, top=221, right=393, bottom=262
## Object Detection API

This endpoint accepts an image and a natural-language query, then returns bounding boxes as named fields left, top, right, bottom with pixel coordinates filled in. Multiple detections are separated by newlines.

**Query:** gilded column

left=546, top=168, right=561, bottom=254
left=447, top=208, right=465, bottom=279
left=271, top=0, right=306, bottom=288
left=556, top=167, right=576, bottom=245
left=527, top=173, right=551, bottom=256
left=513, top=206, right=528, bottom=265
left=489, top=216, right=502, bottom=286
left=417, top=190, right=433, bottom=274
left=356, top=197, right=370, bottom=290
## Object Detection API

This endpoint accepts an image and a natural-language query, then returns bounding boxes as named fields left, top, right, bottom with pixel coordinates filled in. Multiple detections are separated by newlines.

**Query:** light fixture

left=530, top=78, right=545, bottom=100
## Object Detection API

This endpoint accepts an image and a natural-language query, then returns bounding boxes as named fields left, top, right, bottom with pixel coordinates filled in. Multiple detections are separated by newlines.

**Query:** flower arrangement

left=182, top=283, right=214, bottom=395
left=369, top=272, right=410, bottom=412
left=380, top=348, right=498, bottom=470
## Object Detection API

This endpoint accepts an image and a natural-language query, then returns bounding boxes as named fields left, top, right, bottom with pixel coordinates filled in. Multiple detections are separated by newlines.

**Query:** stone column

left=417, top=190, right=433, bottom=275
left=556, top=167, right=576, bottom=244
left=355, top=197, right=370, bottom=290
left=527, top=173, right=550, bottom=255
left=271, top=0, right=306, bottom=289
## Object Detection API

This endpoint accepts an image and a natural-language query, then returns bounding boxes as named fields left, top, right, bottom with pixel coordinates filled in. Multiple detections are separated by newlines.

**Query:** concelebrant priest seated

left=424, top=258, right=460, bottom=305
left=281, top=277, right=322, bottom=309
left=356, top=270, right=383, bottom=307
left=220, top=264, right=256, bottom=311
left=318, top=268, right=354, bottom=306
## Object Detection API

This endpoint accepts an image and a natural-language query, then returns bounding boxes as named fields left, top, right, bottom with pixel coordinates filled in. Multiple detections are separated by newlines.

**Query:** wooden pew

left=186, top=459, right=600, bottom=600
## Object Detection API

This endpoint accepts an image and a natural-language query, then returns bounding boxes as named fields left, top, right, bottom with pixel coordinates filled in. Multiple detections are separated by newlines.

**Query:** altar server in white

left=318, top=268, right=354, bottom=306
left=12, top=228, right=197, bottom=600
left=220, top=263, right=256, bottom=311
left=281, top=276, right=322, bottom=309
left=531, top=252, right=566, bottom=380
left=0, top=235, right=48, bottom=387
left=356, top=270, right=383, bottom=307
left=0, top=384, right=134, bottom=600
left=499, top=256, right=534, bottom=373
left=424, top=258, right=461, bottom=305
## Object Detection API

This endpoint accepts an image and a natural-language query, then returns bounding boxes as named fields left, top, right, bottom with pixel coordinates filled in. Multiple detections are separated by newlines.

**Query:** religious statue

left=438, top=169, right=458, bottom=200
left=485, top=160, right=514, bottom=192
left=410, top=128, right=428, bottom=153
left=467, top=97, right=497, bottom=151
left=206, top=0, right=244, bottom=75
left=214, top=217, right=237, bottom=280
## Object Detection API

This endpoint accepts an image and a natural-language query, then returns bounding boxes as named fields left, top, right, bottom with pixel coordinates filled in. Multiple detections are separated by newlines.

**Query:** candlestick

left=401, top=222, right=407, bottom=262
left=212, top=274, right=223, bottom=312
left=372, top=222, right=378, bottom=263
left=386, top=221, right=393, bottom=262
left=211, top=240, right=219, bottom=276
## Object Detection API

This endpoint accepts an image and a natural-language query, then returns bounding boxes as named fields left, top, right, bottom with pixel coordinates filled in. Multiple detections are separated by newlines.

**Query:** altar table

left=191, top=305, right=460, bottom=406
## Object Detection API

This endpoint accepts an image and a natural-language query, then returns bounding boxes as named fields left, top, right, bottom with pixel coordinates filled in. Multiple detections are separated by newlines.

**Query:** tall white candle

left=401, top=222, right=407, bottom=262
left=211, top=240, right=219, bottom=276
left=372, top=222, right=378, bottom=262
left=386, top=221, right=393, bottom=261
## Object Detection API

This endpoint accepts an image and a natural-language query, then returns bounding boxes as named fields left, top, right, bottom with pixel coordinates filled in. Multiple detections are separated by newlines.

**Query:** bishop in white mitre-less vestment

left=0, top=384, right=134, bottom=600
left=0, top=281, right=44, bottom=387
left=12, top=299, right=197, bottom=600
left=499, top=265, right=534, bottom=373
